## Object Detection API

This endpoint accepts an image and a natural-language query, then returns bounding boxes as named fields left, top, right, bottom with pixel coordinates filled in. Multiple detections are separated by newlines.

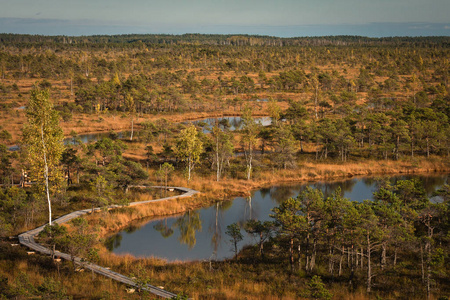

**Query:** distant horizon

left=1, top=20, right=449, bottom=39
left=1, top=0, right=448, bottom=38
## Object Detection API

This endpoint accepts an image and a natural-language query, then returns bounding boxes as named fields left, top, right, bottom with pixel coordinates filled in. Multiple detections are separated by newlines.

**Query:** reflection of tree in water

left=153, top=220, right=174, bottom=238
left=375, top=175, right=448, bottom=197
left=209, top=202, right=223, bottom=259
left=310, top=179, right=357, bottom=199
left=174, top=211, right=202, bottom=249
left=270, top=186, right=297, bottom=204
left=230, top=117, right=243, bottom=130
left=218, top=119, right=231, bottom=130
left=242, top=195, right=262, bottom=223
left=124, top=224, right=139, bottom=234
left=259, top=187, right=271, bottom=199
left=244, top=196, right=253, bottom=220
left=219, top=199, right=233, bottom=211
left=416, top=175, right=448, bottom=196
left=363, top=176, right=383, bottom=187
left=209, top=198, right=241, bottom=257
left=104, top=233, right=122, bottom=251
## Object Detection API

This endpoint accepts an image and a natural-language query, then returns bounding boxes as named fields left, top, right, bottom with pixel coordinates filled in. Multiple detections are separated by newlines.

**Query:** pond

left=64, top=131, right=131, bottom=145
left=186, top=116, right=271, bottom=133
left=65, top=116, right=271, bottom=145
left=106, top=173, right=448, bottom=262
left=10, top=116, right=270, bottom=150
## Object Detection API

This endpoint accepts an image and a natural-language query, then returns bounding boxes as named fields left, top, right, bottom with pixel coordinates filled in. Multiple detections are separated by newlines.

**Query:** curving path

left=18, top=186, right=199, bottom=299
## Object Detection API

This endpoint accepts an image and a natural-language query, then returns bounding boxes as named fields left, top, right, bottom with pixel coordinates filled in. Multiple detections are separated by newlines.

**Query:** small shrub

left=306, top=275, right=332, bottom=300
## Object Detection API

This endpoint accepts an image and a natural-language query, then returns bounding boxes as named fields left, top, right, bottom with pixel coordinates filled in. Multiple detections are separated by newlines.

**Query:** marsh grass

left=0, top=242, right=141, bottom=299
left=7, top=157, right=448, bottom=299
left=81, top=158, right=449, bottom=299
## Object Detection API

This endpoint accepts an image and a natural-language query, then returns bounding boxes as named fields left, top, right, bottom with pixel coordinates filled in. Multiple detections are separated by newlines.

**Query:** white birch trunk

left=41, top=126, right=52, bottom=226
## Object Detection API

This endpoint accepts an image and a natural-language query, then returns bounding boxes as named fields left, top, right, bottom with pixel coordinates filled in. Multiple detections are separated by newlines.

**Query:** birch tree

left=211, top=125, right=234, bottom=181
left=241, top=105, right=258, bottom=180
left=125, top=92, right=136, bottom=141
left=23, top=89, right=64, bottom=226
left=175, top=125, right=203, bottom=182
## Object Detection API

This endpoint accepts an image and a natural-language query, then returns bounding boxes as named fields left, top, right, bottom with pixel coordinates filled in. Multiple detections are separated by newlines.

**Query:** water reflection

left=63, top=117, right=271, bottom=146
left=64, top=131, right=131, bottom=146
left=209, top=203, right=223, bottom=260
left=105, top=233, right=123, bottom=251
left=153, top=220, right=174, bottom=238
left=188, top=116, right=271, bottom=133
left=108, top=174, right=448, bottom=261
left=173, top=211, right=202, bottom=249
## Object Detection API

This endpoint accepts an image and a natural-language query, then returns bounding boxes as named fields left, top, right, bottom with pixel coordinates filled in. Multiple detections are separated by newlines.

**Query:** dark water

left=187, top=116, right=271, bottom=133
left=64, top=131, right=131, bottom=145
left=10, top=116, right=271, bottom=151
left=8, top=117, right=269, bottom=150
left=65, top=116, right=271, bottom=145
left=9, top=131, right=132, bottom=151
left=107, top=174, right=448, bottom=262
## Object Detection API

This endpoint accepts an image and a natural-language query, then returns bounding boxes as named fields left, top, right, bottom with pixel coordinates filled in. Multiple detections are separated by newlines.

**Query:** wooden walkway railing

left=18, top=186, right=199, bottom=299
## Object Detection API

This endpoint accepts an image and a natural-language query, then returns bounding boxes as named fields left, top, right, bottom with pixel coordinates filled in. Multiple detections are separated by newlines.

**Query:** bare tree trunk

left=367, top=233, right=372, bottom=293
left=349, top=245, right=355, bottom=289
left=289, top=237, right=294, bottom=272
left=420, top=243, right=425, bottom=282
left=314, top=83, right=318, bottom=119
left=41, top=126, right=52, bottom=226
left=347, top=246, right=350, bottom=268
left=216, top=137, right=220, bottom=182
left=246, top=148, right=252, bottom=180
left=360, top=247, right=364, bottom=269
left=328, top=245, right=333, bottom=273
left=426, top=253, right=431, bottom=300
left=425, top=220, right=433, bottom=300
left=394, top=248, right=398, bottom=266
left=381, top=242, right=387, bottom=270
left=310, top=238, right=317, bottom=271
left=305, top=234, right=310, bottom=272
left=130, top=117, right=134, bottom=141
left=356, top=247, right=359, bottom=268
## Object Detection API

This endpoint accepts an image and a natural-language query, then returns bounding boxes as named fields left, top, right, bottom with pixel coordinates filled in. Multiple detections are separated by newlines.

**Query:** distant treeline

left=1, top=33, right=450, bottom=48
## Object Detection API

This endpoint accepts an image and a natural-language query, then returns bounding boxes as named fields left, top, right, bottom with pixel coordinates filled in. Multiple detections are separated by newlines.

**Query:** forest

left=0, top=34, right=449, bottom=299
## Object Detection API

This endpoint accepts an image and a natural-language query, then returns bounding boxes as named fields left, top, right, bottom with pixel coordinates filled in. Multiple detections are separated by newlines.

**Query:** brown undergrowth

left=88, top=156, right=449, bottom=239
left=75, top=157, right=449, bottom=299
left=0, top=242, right=142, bottom=299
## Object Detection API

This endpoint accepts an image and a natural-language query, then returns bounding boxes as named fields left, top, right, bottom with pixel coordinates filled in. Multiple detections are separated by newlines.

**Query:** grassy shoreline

left=89, top=157, right=449, bottom=242
left=84, top=159, right=449, bottom=300
left=5, top=158, right=448, bottom=300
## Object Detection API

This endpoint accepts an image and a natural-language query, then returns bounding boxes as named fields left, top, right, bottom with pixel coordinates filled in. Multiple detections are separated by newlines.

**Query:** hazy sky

left=0, top=0, right=449, bottom=37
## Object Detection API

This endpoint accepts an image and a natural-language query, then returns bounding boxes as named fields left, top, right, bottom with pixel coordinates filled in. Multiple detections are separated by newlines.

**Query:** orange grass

left=85, top=157, right=450, bottom=240
left=0, top=243, right=142, bottom=299
left=77, top=156, right=449, bottom=299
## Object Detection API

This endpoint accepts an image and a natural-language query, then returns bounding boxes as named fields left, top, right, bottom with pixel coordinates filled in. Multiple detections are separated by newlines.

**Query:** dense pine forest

left=0, top=34, right=449, bottom=299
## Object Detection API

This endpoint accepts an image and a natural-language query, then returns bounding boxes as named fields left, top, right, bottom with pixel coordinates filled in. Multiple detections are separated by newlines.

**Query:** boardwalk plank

left=18, top=186, right=198, bottom=299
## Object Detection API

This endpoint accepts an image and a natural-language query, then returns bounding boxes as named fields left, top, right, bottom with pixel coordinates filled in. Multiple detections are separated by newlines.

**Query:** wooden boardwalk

left=18, top=186, right=199, bottom=299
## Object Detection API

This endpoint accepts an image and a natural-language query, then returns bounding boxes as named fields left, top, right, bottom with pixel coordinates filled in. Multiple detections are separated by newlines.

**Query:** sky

left=0, top=0, right=449, bottom=37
